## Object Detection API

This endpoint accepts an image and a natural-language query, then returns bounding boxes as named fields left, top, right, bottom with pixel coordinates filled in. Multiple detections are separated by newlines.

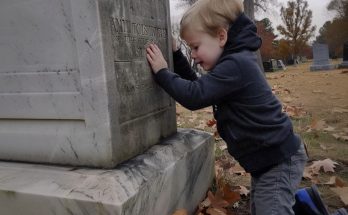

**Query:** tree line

left=175, top=0, right=347, bottom=62
left=256, top=0, right=347, bottom=62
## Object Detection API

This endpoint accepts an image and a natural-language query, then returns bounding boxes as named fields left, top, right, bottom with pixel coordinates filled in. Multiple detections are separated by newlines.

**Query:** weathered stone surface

left=0, top=0, right=176, bottom=167
left=310, top=43, right=336, bottom=71
left=0, top=129, right=214, bottom=215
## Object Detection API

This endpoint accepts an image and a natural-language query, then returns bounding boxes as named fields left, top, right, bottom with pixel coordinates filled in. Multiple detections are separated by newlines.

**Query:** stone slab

left=311, top=43, right=335, bottom=71
left=0, top=0, right=176, bottom=167
left=310, top=64, right=336, bottom=71
left=0, top=129, right=214, bottom=215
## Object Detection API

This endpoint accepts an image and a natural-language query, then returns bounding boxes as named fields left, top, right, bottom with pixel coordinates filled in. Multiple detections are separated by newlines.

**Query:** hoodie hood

left=221, top=13, right=262, bottom=57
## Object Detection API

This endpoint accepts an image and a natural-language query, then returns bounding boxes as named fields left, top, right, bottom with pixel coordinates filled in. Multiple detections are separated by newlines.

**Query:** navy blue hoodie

left=154, top=13, right=301, bottom=176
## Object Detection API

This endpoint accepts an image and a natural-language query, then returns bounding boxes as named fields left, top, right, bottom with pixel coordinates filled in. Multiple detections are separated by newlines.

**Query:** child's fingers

left=146, top=54, right=153, bottom=63
left=146, top=47, right=155, bottom=58
left=153, top=44, right=161, bottom=53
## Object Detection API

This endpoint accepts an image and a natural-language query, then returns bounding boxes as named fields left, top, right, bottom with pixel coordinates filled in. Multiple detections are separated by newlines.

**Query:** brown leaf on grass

left=218, top=144, right=227, bottom=151
left=332, top=107, right=348, bottom=113
left=237, top=186, right=250, bottom=196
left=303, top=164, right=325, bottom=184
left=214, top=131, right=222, bottom=140
left=331, top=133, right=348, bottom=141
left=310, top=119, right=327, bottom=131
left=283, top=105, right=306, bottom=118
left=208, top=190, right=230, bottom=209
left=330, top=187, right=348, bottom=206
left=172, top=209, right=188, bottom=215
left=207, top=119, right=216, bottom=127
left=303, top=166, right=314, bottom=180
left=200, top=196, right=212, bottom=208
left=214, top=166, right=224, bottom=187
left=323, top=126, right=335, bottom=132
left=222, top=184, right=241, bottom=204
left=324, top=176, right=348, bottom=187
left=309, top=158, right=339, bottom=173
left=206, top=207, right=227, bottom=215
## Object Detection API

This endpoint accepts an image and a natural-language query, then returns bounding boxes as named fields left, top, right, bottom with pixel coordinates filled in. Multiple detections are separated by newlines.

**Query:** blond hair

left=180, top=0, right=244, bottom=38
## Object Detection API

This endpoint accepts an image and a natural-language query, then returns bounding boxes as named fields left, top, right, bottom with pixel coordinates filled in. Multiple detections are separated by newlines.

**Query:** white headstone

left=0, top=0, right=176, bottom=168
left=310, top=43, right=335, bottom=71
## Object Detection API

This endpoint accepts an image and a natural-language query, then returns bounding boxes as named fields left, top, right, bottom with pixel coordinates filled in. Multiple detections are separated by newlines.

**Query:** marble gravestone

left=0, top=0, right=177, bottom=168
left=310, top=43, right=336, bottom=71
left=338, top=41, right=348, bottom=68
left=0, top=0, right=215, bottom=214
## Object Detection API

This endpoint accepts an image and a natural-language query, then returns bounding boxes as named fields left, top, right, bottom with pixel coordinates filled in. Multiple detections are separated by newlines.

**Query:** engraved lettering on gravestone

left=111, top=18, right=168, bottom=61
left=110, top=14, right=171, bottom=123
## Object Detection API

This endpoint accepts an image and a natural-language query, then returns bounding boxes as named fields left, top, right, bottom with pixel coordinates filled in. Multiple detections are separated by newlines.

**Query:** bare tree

left=327, top=0, right=348, bottom=18
left=277, top=0, right=316, bottom=59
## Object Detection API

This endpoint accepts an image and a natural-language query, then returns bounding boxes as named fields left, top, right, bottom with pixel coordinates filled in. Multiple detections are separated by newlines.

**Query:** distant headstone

left=287, top=59, right=295, bottom=65
left=263, top=59, right=278, bottom=72
left=263, top=61, right=271, bottom=72
left=310, top=43, right=336, bottom=71
left=339, top=41, right=348, bottom=68
left=277, top=60, right=286, bottom=71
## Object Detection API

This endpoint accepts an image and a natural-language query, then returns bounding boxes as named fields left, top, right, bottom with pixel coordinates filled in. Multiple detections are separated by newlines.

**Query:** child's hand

left=146, top=44, right=168, bottom=74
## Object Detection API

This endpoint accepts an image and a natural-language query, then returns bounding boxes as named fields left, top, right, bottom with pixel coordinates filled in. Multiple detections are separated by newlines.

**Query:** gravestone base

left=0, top=129, right=214, bottom=215
left=338, top=61, right=348, bottom=69
left=310, top=64, right=336, bottom=71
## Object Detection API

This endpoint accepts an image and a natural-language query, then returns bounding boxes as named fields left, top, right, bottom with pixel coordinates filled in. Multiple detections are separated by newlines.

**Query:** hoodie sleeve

left=154, top=57, right=243, bottom=110
left=173, top=49, right=198, bottom=81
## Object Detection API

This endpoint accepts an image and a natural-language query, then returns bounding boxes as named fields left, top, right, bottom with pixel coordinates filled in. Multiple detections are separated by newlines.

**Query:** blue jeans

left=250, top=143, right=308, bottom=215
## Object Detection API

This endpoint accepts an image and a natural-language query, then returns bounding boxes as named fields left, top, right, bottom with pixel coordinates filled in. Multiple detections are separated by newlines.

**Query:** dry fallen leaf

left=237, top=186, right=250, bottom=196
left=323, top=126, right=335, bottom=132
left=200, top=196, right=212, bottom=208
left=208, top=190, right=230, bottom=209
left=207, top=119, right=217, bottom=127
left=303, top=166, right=314, bottom=179
left=330, top=187, right=348, bottom=206
left=324, top=176, right=348, bottom=187
left=222, top=184, right=241, bottom=204
left=310, top=119, right=327, bottom=131
left=332, top=107, right=348, bottom=113
left=309, top=158, right=338, bottom=173
left=206, top=207, right=227, bottom=215
left=283, top=105, right=306, bottom=118
left=172, top=209, right=188, bottom=215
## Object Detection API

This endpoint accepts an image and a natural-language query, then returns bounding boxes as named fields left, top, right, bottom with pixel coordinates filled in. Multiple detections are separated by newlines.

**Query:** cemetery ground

left=175, top=60, right=348, bottom=215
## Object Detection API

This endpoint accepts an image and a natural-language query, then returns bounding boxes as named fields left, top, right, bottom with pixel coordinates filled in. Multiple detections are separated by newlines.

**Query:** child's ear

left=217, top=28, right=228, bottom=47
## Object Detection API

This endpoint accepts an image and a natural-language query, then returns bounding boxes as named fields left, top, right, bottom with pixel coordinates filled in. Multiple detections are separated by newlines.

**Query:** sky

left=258, top=0, right=336, bottom=37
left=169, top=0, right=337, bottom=38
